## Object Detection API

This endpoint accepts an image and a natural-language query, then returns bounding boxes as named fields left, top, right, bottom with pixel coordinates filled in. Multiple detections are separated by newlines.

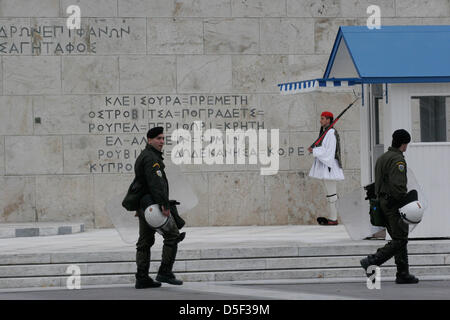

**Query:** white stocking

left=323, top=180, right=338, bottom=221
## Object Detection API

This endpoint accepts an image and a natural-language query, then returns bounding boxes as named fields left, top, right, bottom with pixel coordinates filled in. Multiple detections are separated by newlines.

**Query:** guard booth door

left=367, top=84, right=385, bottom=182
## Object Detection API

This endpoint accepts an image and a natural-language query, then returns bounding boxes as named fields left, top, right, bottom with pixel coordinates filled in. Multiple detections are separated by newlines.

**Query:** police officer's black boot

left=135, top=276, right=162, bottom=289
left=135, top=250, right=161, bottom=289
left=360, top=255, right=379, bottom=277
left=361, top=237, right=408, bottom=276
left=394, top=249, right=419, bottom=284
left=395, top=271, right=419, bottom=284
left=156, top=267, right=183, bottom=285
left=156, top=242, right=183, bottom=285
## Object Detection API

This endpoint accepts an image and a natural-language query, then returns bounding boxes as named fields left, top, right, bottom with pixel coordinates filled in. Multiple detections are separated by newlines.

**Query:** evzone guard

left=308, top=111, right=344, bottom=225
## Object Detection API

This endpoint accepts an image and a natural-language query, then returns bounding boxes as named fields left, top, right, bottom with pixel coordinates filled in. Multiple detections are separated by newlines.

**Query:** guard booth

left=278, top=25, right=450, bottom=238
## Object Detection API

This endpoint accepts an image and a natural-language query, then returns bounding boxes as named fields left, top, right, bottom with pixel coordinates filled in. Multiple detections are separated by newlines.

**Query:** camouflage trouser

left=135, top=208, right=180, bottom=280
left=369, top=198, right=409, bottom=273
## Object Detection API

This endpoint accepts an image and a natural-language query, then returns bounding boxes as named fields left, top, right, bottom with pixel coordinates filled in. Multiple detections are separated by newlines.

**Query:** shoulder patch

left=152, top=163, right=160, bottom=168
left=155, top=170, right=162, bottom=177
left=397, top=162, right=405, bottom=172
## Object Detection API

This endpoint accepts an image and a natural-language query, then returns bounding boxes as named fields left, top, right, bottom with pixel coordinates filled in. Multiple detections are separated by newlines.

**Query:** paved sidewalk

left=1, top=280, right=450, bottom=300
left=0, top=225, right=357, bottom=255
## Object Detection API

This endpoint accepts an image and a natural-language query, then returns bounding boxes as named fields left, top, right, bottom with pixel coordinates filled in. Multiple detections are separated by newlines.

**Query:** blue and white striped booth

left=278, top=78, right=360, bottom=95
left=277, top=25, right=450, bottom=239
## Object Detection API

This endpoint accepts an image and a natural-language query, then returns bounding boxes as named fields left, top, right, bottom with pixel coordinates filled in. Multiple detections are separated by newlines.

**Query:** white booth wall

left=384, top=83, right=450, bottom=238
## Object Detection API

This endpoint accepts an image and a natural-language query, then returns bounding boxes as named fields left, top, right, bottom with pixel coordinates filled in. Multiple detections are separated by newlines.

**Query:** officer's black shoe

left=360, top=256, right=378, bottom=277
left=156, top=272, right=183, bottom=285
left=360, top=257, right=370, bottom=271
left=135, top=277, right=162, bottom=289
left=395, top=272, right=419, bottom=284
left=317, top=217, right=338, bottom=225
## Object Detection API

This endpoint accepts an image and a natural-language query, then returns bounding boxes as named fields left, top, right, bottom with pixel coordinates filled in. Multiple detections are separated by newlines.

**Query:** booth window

left=411, top=96, right=450, bottom=142
left=372, top=84, right=384, bottom=145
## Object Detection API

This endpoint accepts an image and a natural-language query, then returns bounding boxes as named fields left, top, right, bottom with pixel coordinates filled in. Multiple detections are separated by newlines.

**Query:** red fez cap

left=321, top=111, right=334, bottom=118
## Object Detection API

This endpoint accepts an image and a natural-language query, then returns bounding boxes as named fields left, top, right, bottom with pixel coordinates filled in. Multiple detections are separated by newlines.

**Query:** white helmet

left=399, top=201, right=424, bottom=224
left=144, top=204, right=168, bottom=229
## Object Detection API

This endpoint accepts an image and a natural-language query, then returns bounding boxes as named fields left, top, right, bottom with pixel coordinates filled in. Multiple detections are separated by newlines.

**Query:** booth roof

left=326, top=25, right=450, bottom=81
left=279, top=25, right=450, bottom=94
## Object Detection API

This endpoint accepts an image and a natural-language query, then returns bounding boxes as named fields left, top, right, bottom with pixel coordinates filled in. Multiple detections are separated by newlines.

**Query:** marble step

left=1, top=265, right=450, bottom=289
left=0, top=254, right=448, bottom=278
left=1, top=241, right=450, bottom=265
left=0, top=222, right=85, bottom=239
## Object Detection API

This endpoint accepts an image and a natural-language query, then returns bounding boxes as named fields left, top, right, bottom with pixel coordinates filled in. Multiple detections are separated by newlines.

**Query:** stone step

left=0, top=222, right=85, bottom=239
left=0, top=254, right=448, bottom=278
left=1, top=241, right=449, bottom=289
left=211, top=265, right=450, bottom=282
left=1, top=265, right=450, bottom=289
left=1, top=242, right=449, bottom=265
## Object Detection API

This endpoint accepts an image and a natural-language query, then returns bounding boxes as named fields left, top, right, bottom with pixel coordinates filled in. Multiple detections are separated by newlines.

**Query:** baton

left=310, top=97, right=359, bottom=149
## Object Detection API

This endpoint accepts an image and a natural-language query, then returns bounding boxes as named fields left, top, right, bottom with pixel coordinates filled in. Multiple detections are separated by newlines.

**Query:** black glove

left=169, top=200, right=185, bottom=229
left=398, top=190, right=418, bottom=208
left=364, top=183, right=376, bottom=200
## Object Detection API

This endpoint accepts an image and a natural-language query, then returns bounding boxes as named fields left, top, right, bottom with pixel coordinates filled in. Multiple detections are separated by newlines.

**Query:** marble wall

left=1, top=0, right=449, bottom=228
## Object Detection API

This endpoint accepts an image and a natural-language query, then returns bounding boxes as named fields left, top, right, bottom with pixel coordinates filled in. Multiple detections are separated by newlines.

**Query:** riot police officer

left=133, top=126, right=184, bottom=289
left=360, top=129, right=419, bottom=284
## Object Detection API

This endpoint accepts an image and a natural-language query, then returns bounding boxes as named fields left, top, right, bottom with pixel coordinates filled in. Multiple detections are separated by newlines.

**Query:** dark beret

left=392, top=129, right=411, bottom=148
left=147, top=126, right=164, bottom=139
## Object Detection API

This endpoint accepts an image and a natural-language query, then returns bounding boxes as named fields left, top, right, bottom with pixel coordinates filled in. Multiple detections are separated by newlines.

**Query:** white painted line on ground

left=166, top=282, right=359, bottom=300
